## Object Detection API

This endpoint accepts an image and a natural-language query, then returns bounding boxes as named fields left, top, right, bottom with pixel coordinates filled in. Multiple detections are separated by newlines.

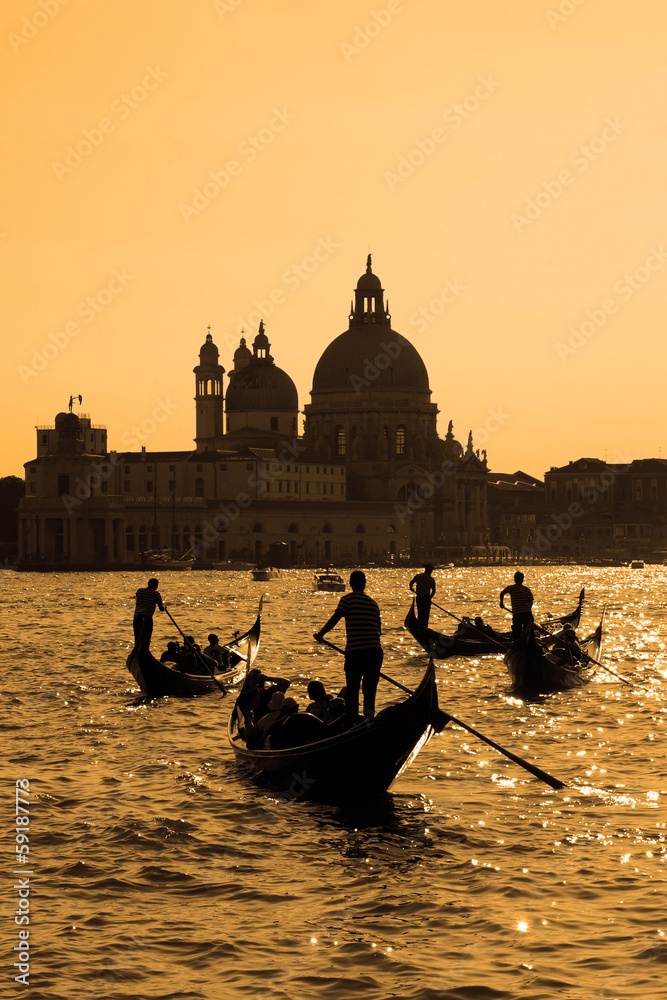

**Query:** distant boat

left=143, top=549, right=195, bottom=570
left=629, top=559, right=645, bottom=569
left=251, top=565, right=281, bottom=581
left=313, top=570, right=345, bottom=592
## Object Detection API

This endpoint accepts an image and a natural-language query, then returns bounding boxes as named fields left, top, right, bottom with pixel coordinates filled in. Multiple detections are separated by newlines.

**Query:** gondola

left=126, top=600, right=262, bottom=697
left=503, top=615, right=604, bottom=695
left=405, top=588, right=586, bottom=659
left=227, top=657, right=440, bottom=798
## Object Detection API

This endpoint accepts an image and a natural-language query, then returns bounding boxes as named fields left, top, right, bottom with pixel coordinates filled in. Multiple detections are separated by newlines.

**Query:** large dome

left=226, top=362, right=298, bottom=411
left=312, top=328, right=430, bottom=394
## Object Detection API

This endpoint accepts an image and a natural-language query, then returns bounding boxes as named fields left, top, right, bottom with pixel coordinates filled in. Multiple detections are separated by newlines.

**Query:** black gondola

left=405, top=588, right=586, bottom=659
left=126, top=600, right=262, bottom=697
left=503, top=616, right=604, bottom=695
left=227, top=657, right=441, bottom=798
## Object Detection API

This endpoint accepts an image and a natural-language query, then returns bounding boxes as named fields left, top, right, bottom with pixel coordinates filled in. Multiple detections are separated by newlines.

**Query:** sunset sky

left=3, top=0, right=667, bottom=480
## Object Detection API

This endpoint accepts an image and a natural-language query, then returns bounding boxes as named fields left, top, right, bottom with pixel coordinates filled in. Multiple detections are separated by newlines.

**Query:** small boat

left=126, top=600, right=262, bottom=697
left=251, top=565, right=281, bottom=581
left=405, top=588, right=586, bottom=659
left=629, top=559, right=645, bottom=569
left=143, top=548, right=195, bottom=570
left=313, top=570, right=346, bottom=593
left=227, top=658, right=440, bottom=798
left=503, top=616, right=603, bottom=695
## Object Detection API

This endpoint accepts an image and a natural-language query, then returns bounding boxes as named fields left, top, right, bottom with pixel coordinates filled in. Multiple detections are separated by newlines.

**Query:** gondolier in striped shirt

left=499, top=571, right=534, bottom=639
left=314, top=570, right=382, bottom=725
left=133, top=577, right=165, bottom=644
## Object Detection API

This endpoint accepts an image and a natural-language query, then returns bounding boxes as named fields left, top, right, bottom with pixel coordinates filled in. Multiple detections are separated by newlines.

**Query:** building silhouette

left=18, top=258, right=489, bottom=569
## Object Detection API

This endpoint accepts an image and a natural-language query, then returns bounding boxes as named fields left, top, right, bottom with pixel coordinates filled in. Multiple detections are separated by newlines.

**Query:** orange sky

left=3, top=0, right=667, bottom=480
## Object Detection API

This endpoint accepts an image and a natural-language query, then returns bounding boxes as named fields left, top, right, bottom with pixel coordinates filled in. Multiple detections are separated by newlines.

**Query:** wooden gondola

left=503, top=616, right=604, bottom=695
left=126, top=600, right=262, bottom=697
left=227, top=657, right=440, bottom=798
left=405, top=588, right=586, bottom=659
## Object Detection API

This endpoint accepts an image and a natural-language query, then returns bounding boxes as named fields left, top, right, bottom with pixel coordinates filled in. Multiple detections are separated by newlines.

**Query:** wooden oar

left=165, top=607, right=226, bottom=696
left=313, top=634, right=564, bottom=790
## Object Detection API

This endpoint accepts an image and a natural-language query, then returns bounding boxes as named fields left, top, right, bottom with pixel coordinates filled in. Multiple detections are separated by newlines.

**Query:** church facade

left=18, top=259, right=488, bottom=569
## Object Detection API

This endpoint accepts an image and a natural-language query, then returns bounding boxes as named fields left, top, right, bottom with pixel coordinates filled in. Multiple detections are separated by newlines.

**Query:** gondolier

left=314, top=570, right=382, bottom=725
left=409, top=564, right=436, bottom=626
left=499, top=571, right=534, bottom=639
left=133, top=577, right=165, bottom=644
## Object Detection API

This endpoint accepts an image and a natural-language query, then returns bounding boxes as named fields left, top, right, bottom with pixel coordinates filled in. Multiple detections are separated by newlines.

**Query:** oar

left=577, top=648, right=646, bottom=689
left=313, top=634, right=564, bottom=790
left=165, top=607, right=226, bottom=696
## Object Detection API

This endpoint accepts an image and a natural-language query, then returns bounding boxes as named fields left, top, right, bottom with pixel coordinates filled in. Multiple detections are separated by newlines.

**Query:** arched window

left=322, top=523, right=332, bottom=533
left=335, top=426, right=346, bottom=456
left=355, top=523, right=365, bottom=533
left=195, top=477, right=204, bottom=497
left=388, top=523, right=396, bottom=533
left=288, top=523, right=298, bottom=533
left=126, top=525, right=135, bottom=552
left=150, top=526, right=160, bottom=549
left=138, top=525, right=147, bottom=553
left=252, top=523, right=263, bottom=533
left=395, top=425, right=406, bottom=456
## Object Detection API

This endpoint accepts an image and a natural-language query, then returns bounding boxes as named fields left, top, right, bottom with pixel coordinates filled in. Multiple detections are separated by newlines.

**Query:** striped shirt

left=500, top=583, right=533, bottom=614
left=134, top=587, right=164, bottom=617
left=335, top=591, right=382, bottom=652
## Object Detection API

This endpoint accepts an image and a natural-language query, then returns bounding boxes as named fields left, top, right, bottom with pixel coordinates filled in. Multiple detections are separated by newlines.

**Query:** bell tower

left=194, top=329, right=225, bottom=451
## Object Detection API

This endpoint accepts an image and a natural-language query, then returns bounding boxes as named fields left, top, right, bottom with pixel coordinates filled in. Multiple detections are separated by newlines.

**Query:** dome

left=226, top=362, right=298, bottom=412
left=312, top=327, right=430, bottom=394
left=233, top=336, right=252, bottom=369
left=199, top=331, right=219, bottom=364
left=55, top=411, right=81, bottom=431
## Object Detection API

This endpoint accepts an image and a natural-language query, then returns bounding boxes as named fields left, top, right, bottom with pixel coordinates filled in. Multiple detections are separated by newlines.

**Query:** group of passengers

left=159, top=633, right=230, bottom=675
left=236, top=672, right=347, bottom=750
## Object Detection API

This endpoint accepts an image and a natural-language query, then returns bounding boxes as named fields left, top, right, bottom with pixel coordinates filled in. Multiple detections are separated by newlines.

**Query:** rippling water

left=4, top=566, right=666, bottom=999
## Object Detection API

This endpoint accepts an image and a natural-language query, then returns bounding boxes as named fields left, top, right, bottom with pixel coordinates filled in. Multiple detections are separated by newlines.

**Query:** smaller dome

left=356, top=253, right=382, bottom=290
left=199, top=331, right=219, bottom=363
left=226, top=363, right=298, bottom=412
left=233, top=336, right=252, bottom=370
left=55, top=411, right=81, bottom=430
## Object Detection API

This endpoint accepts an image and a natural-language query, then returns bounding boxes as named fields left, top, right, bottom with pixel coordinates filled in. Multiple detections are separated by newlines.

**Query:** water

left=4, top=566, right=666, bottom=999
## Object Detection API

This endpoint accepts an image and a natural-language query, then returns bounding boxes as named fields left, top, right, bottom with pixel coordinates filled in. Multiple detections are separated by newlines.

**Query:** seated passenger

left=306, top=680, right=332, bottom=721
left=203, top=633, right=228, bottom=671
left=551, top=626, right=582, bottom=666
left=160, top=641, right=181, bottom=664
left=237, top=669, right=291, bottom=724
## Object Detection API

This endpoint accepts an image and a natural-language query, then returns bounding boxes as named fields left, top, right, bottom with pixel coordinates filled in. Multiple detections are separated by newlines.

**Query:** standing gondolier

left=409, top=563, right=436, bottom=626
left=499, top=571, right=534, bottom=639
left=314, top=570, right=382, bottom=725
left=133, top=577, right=165, bottom=644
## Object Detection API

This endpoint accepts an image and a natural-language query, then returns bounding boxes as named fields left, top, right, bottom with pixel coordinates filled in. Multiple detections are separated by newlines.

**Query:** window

left=138, top=526, right=147, bottom=552
left=288, top=523, right=298, bottom=533
left=169, top=465, right=175, bottom=472
left=30, top=483, right=36, bottom=494
left=101, top=482, right=107, bottom=494
left=126, top=526, right=135, bottom=551
left=195, top=477, right=204, bottom=497
left=355, top=523, right=365, bottom=533
left=124, top=481, right=130, bottom=492
left=323, top=523, right=332, bottom=533
left=125, top=466, right=130, bottom=473
left=169, top=480, right=175, bottom=492
left=58, top=475, right=69, bottom=496
left=395, top=426, right=406, bottom=456
left=41, top=434, right=47, bottom=444
left=147, top=481, right=153, bottom=492
left=252, top=523, right=263, bottom=532
left=271, top=417, right=278, bottom=431
left=147, top=466, right=153, bottom=472
left=197, top=464, right=203, bottom=472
